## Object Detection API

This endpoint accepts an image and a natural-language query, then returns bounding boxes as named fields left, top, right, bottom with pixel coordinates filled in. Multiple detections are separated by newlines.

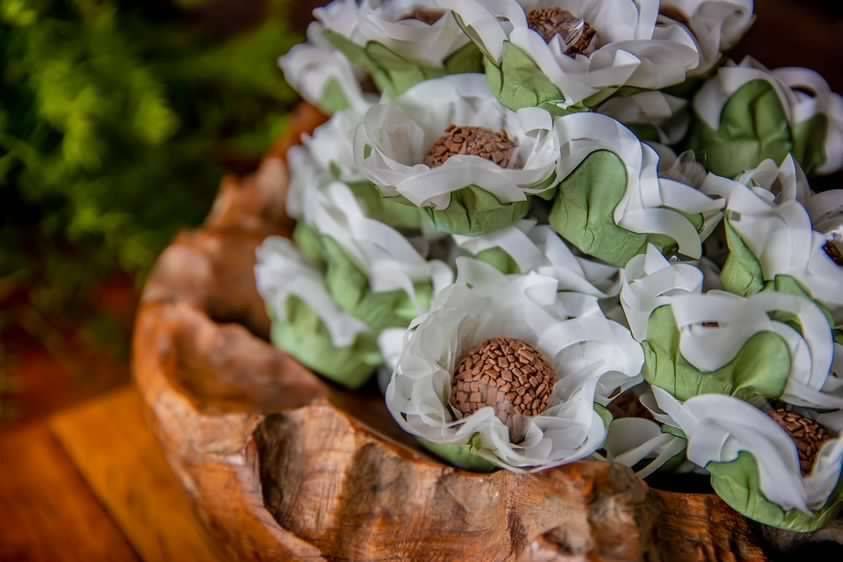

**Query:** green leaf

left=792, top=114, right=829, bottom=176
left=421, top=185, right=530, bottom=235
left=688, top=79, right=793, bottom=178
left=271, top=296, right=381, bottom=389
left=708, top=452, right=843, bottom=532
left=365, top=41, right=438, bottom=97
left=443, top=42, right=484, bottom=75
left=349, top=182, right=424, bottom=231
left=312, top=234, right=433, bottom=332
left=485, top=42, right=564, bottom=112
left=643, top=306, right=791, bottom=402
left=420, top=435, right=499, bottom=472
left=475, top=247, right=521, bottom=274
left=318, top=78, right=351, bottom=114
left=720, top=219, right=766, bottom=296
left=548, top=150, right=656, bottom=267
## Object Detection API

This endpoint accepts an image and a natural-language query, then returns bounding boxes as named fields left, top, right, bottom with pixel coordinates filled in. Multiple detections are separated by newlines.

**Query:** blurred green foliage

left=0, top=0, right=300, bottom=312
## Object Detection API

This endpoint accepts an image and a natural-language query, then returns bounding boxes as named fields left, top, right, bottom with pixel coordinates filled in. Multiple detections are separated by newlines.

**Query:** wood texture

left=0, top=425, right=140, bottom=562
left=50, top=388, right=226, bottom=562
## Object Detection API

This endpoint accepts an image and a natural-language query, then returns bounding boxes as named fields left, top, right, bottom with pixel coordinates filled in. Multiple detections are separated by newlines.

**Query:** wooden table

left=0, top=386, right=228, bottom=562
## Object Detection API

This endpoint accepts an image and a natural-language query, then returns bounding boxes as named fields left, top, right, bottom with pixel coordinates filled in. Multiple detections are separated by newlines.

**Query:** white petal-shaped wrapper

left=660, top=291, right=840, bottom=409
left=279, top=33, right=373, bottom=114
left=598, top=91, right=689, bottom=144
left=255, top=237, right=370, bottom=348
left=454, top=221, right=620, bottom=298
left=317, top=0, right=471, bottom=67
left=306, top=181, right=454, bottom=305
left=604, top=416, right=687, bottom=478
left=693, top=58, right=843, bottom=175
left=660, top=0, right=754, bottom=74
left=385, top=258, right=644, bottom=471
left=354, top=74, right=559, bottom=208
left=286, top=146, right=330, bottom=224
left=556, top=112, right=724, bottom=259
left=651, top=388, right=843, bottom=513
left=620, top=244, right=704, bottom=341
left=303, top=109, right=367, bottom=183
left=650, top=144, right=708, bottom=188
left=703, top=157, right=843, bottom=318
left=451, top=0, right=699, bottom=107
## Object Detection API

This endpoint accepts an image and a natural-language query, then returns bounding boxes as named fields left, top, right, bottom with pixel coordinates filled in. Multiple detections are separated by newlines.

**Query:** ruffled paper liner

left=255, top=238, right=381, bottom=388
left=650, top=388, right=843, bottom=531
left=385, top=259, right=643, bottom=471
left=661, top=0, right=754, bottom=75
left=549, top=113, right=723, bottom=266
left=691, top=58, right=843, bottom=176
left=354, top=75, right=559, bottom=228
left=702, top=158, right=843, bottom=316
left=451, top=0, right=699, bottom=109
left=454, top=220, right=620, bottom=298
left=279, top=23, right=374, bottom=115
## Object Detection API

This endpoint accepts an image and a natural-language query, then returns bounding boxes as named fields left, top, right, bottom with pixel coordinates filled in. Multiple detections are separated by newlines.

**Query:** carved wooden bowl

left=131, top=103, right=843, bottom=561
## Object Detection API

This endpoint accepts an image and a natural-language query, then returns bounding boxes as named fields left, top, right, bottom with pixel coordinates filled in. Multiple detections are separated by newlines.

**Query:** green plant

left=0, top=4, right=300, bottom=289
left=0, top=0, right=302, bottom=412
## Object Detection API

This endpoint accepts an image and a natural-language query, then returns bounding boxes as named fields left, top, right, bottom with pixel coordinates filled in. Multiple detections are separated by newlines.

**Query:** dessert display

left=134, top=1, right=843, bottom=559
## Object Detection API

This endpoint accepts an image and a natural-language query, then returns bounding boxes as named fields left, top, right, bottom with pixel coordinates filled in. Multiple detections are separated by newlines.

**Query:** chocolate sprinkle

left=768, top=408, right=836, bottom=475
left=451, top=337, right=556, bottom=440
left=400, top=8, right=445, bottom=25
left=823, top=240, right=843, bottom=266
left=424, top=125, right=516, bottom=168
left=527, top=8, right=596, bottom=55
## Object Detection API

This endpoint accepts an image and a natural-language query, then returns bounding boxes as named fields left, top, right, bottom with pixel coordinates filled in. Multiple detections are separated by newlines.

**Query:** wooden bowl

left=132, top=5, right=843, bottom=558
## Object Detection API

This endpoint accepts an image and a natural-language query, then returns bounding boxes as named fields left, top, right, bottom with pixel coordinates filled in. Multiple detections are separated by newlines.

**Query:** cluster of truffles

left=257, top=0, right=843, bottom=533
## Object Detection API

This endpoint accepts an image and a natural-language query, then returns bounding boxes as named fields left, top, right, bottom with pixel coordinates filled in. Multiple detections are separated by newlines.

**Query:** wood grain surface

left=0, top=388, right=228, bottom=562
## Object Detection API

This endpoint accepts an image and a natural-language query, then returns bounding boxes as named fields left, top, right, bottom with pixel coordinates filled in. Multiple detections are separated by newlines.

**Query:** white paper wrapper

left=602, top=415, right=688, bottom=478
left=315, top=0, right=471, bottom=68
left=303, top=180, right=454, bottom=304
left=655, top=290, right=840, bottom=409
left=650, top=388, right=843, bottom=513
left=660, top=0, right=754, bottom=74
left=454, top=220, right=620, bottom=298
left=450, top=0, right=699, bottom=107
left=693, top=57, right=843, bottom=175
left=556, top=112, right=724, bottom=259
left=303, top=109, right=368, bottom=184
left=598, top=91, right=689, bottom=144
left=620, top=244, right=704, bottom=341
left=385, top=258, right=644, bottom=471
left=702, top=156, right=843, bottom=320
left=279, top=25, right=374, bottom=114
left=255, top=237, right=370, bottom=348
left=354, top=74, right=560, bottom=208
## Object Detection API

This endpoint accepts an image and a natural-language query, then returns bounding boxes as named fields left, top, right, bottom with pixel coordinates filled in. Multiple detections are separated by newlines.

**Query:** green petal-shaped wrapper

left=318, top=78, right=355, bottom=115
left=688, top=80, right=793, bottom=178
left=419, top=436, right=499, bottom=473
left=720, top=221, right=839, bottom=333
left=347, top=181, right=424, bottom=231
left=271, top=297, right=382, bottom=389
left=323, top=30, right=483, bottom=98
left=422, top=186, right=531, bottom=236
left=294, top=224, right=433, bottom=332
left=482, top=42, right=614, bottom=114
left=548, top=150, right=701, bottom=267
left=643, top=306, right=791, bottom=402
left=419, top=405, right=613, bottom=473
left=474, top=247, right=521, bottom=274
left=708, top=452, right=843, bottom=532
